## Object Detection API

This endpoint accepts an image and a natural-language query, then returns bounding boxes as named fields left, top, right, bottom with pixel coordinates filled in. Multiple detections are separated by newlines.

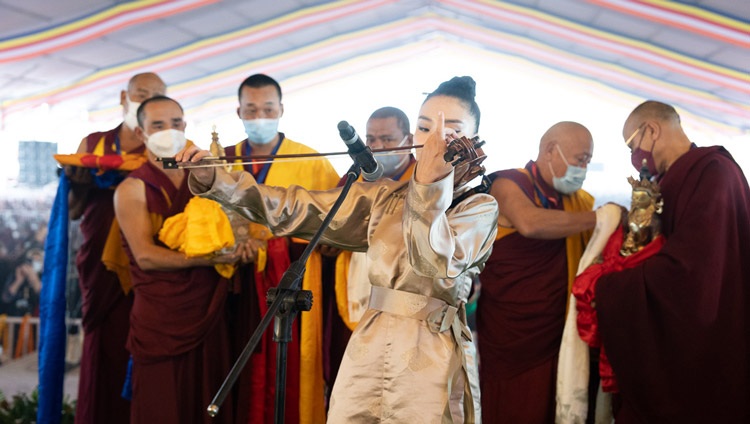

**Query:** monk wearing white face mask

left=64, top=72, right=166, bottom=424
left=476, top=121, right=600, bottom=423
left=113, top=95, right=248, bottom=423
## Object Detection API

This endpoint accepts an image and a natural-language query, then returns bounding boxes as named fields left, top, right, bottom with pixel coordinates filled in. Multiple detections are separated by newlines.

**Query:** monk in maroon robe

left=66, top=72, right=165, bottom=424
left=596, top=101, right=750, bottom=423
left=477, top=122, right=597, bottom=423
left=114, top=96, right=246, bottom=423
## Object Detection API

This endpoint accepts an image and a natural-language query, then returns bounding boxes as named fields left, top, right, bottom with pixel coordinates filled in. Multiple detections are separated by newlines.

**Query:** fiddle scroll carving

left=445, top=136, right=487, bottom=188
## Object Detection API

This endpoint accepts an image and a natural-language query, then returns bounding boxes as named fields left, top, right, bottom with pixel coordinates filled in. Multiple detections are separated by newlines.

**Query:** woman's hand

left=415, top=111, right=454, bottom=184
left=174, top=145, right=216, bottom=187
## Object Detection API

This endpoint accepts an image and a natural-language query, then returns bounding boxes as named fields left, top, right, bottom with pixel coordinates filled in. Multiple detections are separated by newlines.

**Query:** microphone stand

left=207, top=163, right=362, bottom=424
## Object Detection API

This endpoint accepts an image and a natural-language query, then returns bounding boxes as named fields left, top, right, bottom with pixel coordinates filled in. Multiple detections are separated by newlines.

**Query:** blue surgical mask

left=549, top=144, right=587, bottom=194
left=242, top=118, right=279, bottom=145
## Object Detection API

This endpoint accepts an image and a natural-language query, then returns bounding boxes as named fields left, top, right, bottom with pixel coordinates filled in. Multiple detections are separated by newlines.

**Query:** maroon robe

left=75, top=124, right=141, bottom=424
left=596, top=146, right=750, bottom=423
left=124, top=161, right=233, bottom=424
left=477, top=162, right=568, bottom=423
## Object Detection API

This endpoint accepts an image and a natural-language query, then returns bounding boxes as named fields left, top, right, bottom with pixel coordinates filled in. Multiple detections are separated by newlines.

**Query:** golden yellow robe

left=229, top=137, right=339, bottom=424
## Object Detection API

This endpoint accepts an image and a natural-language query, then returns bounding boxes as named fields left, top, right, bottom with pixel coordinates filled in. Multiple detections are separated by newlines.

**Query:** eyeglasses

left=624, top=123, right=646, bottom=149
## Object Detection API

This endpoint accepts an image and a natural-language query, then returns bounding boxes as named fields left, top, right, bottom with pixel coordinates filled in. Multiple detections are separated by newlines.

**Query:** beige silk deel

left=191, top=169, right=498, bottom=423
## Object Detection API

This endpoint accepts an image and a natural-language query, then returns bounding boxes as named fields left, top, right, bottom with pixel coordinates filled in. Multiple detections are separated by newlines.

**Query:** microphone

left=337, top=120, right=383, bottom=181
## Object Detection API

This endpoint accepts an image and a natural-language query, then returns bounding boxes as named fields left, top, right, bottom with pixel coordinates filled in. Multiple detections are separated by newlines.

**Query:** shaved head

left=627, top=100, right=681, bottom=126
left=539, top=121, right=593, bottom=156
left=128, top=72, right=166, bottom=93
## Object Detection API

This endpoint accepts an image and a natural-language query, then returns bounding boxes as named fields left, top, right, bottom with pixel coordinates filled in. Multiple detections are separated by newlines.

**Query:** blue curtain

left=37, top=174, right=69, bottom=424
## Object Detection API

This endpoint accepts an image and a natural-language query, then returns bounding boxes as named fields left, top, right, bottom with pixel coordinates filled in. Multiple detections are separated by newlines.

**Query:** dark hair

left=424, top=76, right=481, bottom=132
left=136, top=95, right=183, bottom=127
left=369, top=106, right=411, bottom=136
left=237, top=74, right=282, bottom=102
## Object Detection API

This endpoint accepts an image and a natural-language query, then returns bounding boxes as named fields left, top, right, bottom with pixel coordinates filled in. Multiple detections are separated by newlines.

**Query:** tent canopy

left=0, top=0, right=747, bottom=131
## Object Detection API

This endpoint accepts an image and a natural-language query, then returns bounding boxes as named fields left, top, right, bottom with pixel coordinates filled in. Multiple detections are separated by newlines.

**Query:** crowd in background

left=0, top=197, right=53, bottom=317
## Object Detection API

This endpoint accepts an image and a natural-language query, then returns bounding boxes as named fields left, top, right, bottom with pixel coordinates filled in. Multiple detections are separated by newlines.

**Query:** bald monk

left=67, top=72, right=166, bottom=424
left=595, top=101, right=750, bottom=422
left=477, top=121, right=597, bottom=423
left=114, top=95, right=244, bottom=423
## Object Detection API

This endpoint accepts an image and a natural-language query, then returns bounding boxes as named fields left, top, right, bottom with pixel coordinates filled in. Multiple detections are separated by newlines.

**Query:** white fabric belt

left=368, top=285, right=460, bottom=334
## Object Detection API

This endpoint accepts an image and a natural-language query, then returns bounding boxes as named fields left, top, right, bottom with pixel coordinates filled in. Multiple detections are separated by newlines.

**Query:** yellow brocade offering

left=159, top=197, right=237, bottom=278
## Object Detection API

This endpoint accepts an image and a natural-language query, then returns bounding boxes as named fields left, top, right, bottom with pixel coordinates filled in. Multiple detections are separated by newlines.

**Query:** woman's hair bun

left=430, top=76, right=476, bottom=102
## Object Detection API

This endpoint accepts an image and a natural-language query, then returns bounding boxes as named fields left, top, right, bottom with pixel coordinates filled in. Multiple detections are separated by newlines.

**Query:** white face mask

left=377, top=135, right=410, bottom=178
left=145, top=129, right=187, bottom=158
left=32, top=260, right=43, bottom=274
left=123, top=93, right=140, bottom=130
left=242, top=118, right=279, bottom=144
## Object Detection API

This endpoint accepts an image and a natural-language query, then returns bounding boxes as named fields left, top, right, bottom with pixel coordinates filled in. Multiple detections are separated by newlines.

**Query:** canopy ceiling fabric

left=0, top=0, right=748, bottom=131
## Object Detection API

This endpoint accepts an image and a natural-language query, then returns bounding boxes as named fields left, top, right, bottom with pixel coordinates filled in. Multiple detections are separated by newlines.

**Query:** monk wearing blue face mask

left=222, top=73, right=340, bottom=424
left=477, top=121, right=600, bottom=423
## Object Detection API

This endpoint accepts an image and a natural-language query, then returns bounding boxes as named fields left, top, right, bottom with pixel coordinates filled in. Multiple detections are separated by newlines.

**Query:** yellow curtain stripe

left=0, top=0, right=168, bottom=49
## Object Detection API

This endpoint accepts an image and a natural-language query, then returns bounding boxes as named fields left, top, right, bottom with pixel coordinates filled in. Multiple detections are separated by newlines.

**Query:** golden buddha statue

left=620, top=175, right=663, bottom=256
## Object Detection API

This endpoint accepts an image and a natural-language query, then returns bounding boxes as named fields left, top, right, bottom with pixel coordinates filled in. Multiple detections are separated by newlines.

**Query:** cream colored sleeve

left=189, top=169, right=381, bottom=252
left=402, top=171, right=499, bottom=279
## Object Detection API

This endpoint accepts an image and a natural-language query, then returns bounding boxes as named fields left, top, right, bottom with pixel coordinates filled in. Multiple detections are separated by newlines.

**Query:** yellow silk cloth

left=102, top=219, right=132, bottom=293
left=334, top=160, right=417, bottom=331
left=158, top=197, right=237, bottom=278
left=494, top=169, right=594, bottom=306
left=54, top=152, right=147, bottom=173
left=231, top=138, right=340, bottom=424
left=99, top=142, right=194, bottom=294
